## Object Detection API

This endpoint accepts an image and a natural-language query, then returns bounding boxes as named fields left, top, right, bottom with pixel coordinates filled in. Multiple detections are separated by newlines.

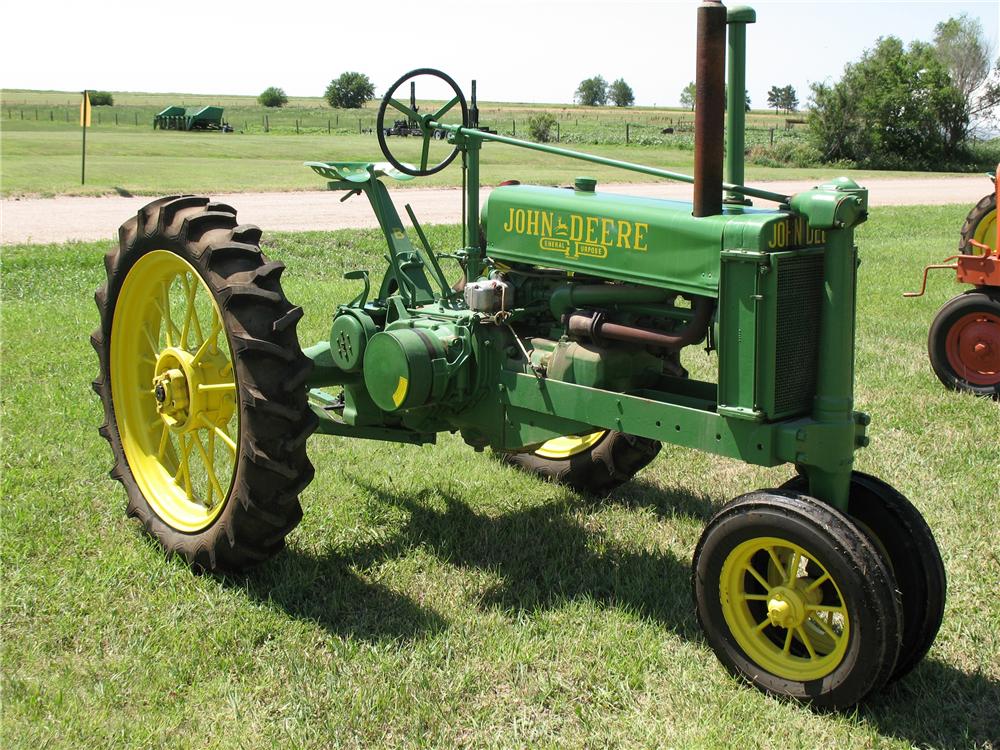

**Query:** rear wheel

left=92, top=196, right=316, bottom=572
left=692, top=490, right=902, bottom=708
left=928, top=289, right=1000, bottom=398
left=959, top=191, right=996, bottom=256
left=501, top=430, right=661, bottom=494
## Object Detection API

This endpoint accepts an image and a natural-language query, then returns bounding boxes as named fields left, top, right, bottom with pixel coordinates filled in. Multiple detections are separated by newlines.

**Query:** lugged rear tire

left=958, top=190, right=996, bottom=255
left=92, top=195, right=317, bottom=572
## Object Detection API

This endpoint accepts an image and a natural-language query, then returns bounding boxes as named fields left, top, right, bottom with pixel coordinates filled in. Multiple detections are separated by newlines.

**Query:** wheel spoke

left=157, top=424, right=171, bottom=460
left=191, top=316, right=223, bottom=366
left=753, top=618, right=771, bottom=633
left=197, top=382, right=236, bottom=393
left=432, top=95, right=460, bottom=121
left=745, top=564, right=772, bottom=592
left=420, top=136, right=431, bottom=172
left=786, top=551, right=801, bottom=584
left=782, top=628, right=794, bottom=654
left=179, top=273, right=199, bottom=349
left=766, top=546, right=787, bottom=580
left=804, top=572, right=830, bottom=592
left=173, top=434, right=194, bottom=500
left=806, top=604, right=847, bottom=615
left=200, top=414, right=237, bottom=455
left=143, top=325, right=160, bottom=358
left=191, top=430, right=225, bottom=507
left=741, top=593, right=770, bottom=602
left=387, top=97, right=418, bottom=121
left=809, top=613, right=840, bottom=642
left=795, top=626, right=818, bottom=659
left=156, top=280, right=182, bottom=347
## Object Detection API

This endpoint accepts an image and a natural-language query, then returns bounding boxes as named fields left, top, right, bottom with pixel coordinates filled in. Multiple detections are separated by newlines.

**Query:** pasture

left=2, top=206, right=998, bottom=748
left=2, top=87, right=935, bottom=198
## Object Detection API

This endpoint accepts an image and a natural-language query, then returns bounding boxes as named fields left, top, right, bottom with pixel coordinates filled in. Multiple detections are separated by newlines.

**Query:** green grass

left=1, top=87, right=962, bottom=198
left=2, top=207, right=999, bottom=748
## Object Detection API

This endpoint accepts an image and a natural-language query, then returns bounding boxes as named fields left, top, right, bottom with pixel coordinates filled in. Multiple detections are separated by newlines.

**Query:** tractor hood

left=481, top=184, right=828, bottom=298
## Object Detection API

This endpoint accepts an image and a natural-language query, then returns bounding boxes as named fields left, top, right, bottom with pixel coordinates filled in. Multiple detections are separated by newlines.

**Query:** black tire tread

left=692, top=490, right=903, bottom=709
left=927, top=289, right=1000, bottom=398
left=92, top=196, right=316, bottom=572
left=958, top=191, right=996, bottom=254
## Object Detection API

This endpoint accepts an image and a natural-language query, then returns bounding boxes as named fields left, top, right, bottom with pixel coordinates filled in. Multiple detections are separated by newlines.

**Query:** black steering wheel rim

left=376, top=68, right=468, bottom=177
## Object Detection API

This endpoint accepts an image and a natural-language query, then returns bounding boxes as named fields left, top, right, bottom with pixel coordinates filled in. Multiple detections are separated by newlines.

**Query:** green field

left=6, top=87, right=944, bottom=199
left=2, top=207, right=998, bottom=748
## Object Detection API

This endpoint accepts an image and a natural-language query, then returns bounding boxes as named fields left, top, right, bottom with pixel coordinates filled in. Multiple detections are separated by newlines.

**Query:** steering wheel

left=376, top=68, right=468, bottom=177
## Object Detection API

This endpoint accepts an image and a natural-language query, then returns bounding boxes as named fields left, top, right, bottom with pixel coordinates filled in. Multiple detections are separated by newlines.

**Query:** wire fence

left=3, top=104, right=810, bottom=147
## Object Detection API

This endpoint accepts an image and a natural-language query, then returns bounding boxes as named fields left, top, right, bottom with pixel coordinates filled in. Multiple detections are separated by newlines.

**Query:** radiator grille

left=773, top=252, right=824, bottom=417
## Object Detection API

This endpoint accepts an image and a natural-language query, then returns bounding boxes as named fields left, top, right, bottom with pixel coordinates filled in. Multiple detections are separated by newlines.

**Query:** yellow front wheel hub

left=720, top=536, right=850, bottom=681
left=110, top=250, right=239, bottom=533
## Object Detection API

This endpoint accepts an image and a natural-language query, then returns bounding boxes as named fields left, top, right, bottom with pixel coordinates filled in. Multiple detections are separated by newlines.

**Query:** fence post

left=557, top=121, right=560, bottom=142
left=512, top=119, right=516, bottom=136
left=769, top=128, right=774, bottom=145
left=296, top=119, right=299, bottom=134
left=135, top=113, right=139, bottom=126
left=115, top=113, right=119, bottom=125
left=265, top=115, right=269, bottom=132
left=336, top=115, right=339, bottom=127
left=626, top=123, right=630, bottom=144
left=328, top=119, right=331, bottom=133
left=358, top=118, right=362, bottom=134
left=50, top=110, right=54, bottom=121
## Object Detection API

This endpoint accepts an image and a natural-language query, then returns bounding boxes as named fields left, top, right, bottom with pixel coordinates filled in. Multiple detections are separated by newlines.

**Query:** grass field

left=2, top=207, right=999, bottom=748
left=3, top=86, right=934, bottom=199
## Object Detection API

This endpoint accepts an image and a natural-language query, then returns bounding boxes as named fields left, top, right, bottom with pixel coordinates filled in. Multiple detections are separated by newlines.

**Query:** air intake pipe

left=693, top=0, right=727, bottom=217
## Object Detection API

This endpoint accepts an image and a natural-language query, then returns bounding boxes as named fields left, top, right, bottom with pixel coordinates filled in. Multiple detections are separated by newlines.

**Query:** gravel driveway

left=1, top=176, right=989, bottom=245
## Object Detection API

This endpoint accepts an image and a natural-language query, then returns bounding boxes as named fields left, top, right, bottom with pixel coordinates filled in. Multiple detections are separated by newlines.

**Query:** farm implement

left=93, top=1, right=945, bottom=708
left=905, top=165, right=1000, bottom=397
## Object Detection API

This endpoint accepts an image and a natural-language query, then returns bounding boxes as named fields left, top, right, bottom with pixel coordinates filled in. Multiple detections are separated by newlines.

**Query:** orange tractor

left=906, top=166, right=1000, bottom=398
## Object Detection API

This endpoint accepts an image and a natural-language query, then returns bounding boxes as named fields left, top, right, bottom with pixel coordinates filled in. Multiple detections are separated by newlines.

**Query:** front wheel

left=692, top=490, right=902, bottom=708
left=928, top=289, right=1000, bottom=398
left=92, top=196, right=317, bottom=572
left=500, top=430, right=661, bottom=494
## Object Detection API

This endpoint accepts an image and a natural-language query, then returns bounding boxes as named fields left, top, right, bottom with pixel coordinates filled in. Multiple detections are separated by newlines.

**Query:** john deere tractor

left=93, top=2, right=945, bottom=708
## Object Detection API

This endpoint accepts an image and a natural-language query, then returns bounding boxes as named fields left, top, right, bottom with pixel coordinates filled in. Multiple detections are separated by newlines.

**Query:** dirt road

left=1, top=176, right=989, bottom=245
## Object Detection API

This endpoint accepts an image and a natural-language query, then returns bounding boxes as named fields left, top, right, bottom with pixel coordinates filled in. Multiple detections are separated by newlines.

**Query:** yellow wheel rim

left=970, top=207, right=997, bottom=255
left=720, top=536, right=850, bottom=681
left=110, top=250, right=239, bottom=532
left=535, top=430, right=607, bottom=459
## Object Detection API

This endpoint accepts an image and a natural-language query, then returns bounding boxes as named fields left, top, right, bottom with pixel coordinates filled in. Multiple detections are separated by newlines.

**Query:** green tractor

left=92, top=1, right=944, bottom=708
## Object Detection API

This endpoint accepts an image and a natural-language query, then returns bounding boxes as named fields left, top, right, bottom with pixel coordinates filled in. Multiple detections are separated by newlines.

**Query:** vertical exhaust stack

left=693, top=0, right=727, bottom=217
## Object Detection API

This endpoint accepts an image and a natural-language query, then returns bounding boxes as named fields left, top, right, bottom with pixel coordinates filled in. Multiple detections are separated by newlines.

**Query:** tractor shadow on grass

left=230, top=546, right=447, bottom=643
left=342, top=477, right=709, bottom=640
left=862, top=661, right=1000, bottom=748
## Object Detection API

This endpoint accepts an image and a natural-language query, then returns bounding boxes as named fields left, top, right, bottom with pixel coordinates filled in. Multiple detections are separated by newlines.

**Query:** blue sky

left=2, top=0, right=997, bottom=108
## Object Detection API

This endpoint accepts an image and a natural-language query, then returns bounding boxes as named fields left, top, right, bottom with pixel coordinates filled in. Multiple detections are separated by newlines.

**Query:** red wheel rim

left=945, top=310, right=1000, bottom=386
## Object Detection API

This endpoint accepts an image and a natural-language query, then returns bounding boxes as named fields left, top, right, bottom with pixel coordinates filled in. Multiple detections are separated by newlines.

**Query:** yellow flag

left=80, top=90, right=91, bottom=127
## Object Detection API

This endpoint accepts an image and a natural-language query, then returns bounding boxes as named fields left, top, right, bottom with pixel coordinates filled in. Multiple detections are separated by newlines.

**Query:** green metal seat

left=305, top=161, right=415, bottom=183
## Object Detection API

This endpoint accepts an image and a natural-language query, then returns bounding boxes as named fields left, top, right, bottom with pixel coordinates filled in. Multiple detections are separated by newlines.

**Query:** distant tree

left=766, top=85, right=798, bottom=113
left=325, top=72, right=375, bottom=109
left=258, top=86, right=288, bottom=108
left=779, top=85, right=799, bottom=113
left=528, top=112, right=558, bottom=142
left=680, top=81, right=696, bottom=110
left=575, top=75, right=608, bottom=106
left=766, top=85, right=783, bottom=114
left=89, top=91, right=113, bottom=106
left=808, top=36, right=968, bottom=169
left=609, top=78, right=635, bottom=107
left=934, top=15, right=999, bottom=127
left=745, top=90, right=752, bottom=112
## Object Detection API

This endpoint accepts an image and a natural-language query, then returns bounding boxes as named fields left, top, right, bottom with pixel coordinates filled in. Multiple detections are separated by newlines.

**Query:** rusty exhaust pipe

left=565, top=296, right=715, bottom=351
left=693, top=0, right=727, bottom=217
